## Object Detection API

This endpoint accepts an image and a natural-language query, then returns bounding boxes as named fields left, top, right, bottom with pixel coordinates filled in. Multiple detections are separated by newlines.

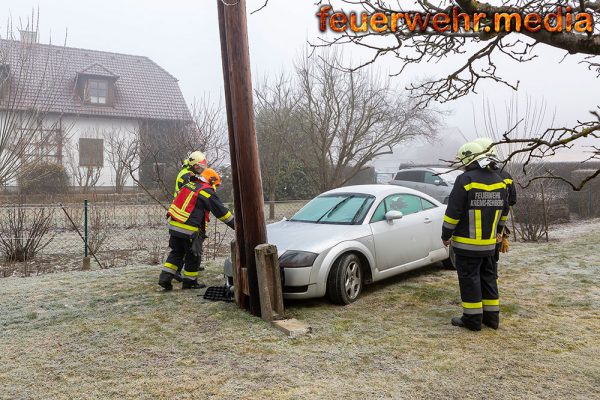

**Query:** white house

left=0, top=32, right=192, bottom=190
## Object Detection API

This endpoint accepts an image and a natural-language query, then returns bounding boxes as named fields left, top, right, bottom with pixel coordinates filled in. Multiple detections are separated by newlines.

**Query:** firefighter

left=174, top=151, right=207, bottom=197
left=171, top=151, right=208, bottom=282
left=442, top=141, right=509, bottom=331
left=473, top=137, right=517, bottom=276
left=159, top=168, right=235, bottom=291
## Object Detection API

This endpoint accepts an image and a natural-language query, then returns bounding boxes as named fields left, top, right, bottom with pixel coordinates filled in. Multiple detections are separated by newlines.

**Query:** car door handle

left=424, top=218, right=432, bottom=224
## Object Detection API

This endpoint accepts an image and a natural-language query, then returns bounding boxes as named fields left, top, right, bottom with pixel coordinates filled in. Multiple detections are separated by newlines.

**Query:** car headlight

left=279, top=251, right=318, bottom=268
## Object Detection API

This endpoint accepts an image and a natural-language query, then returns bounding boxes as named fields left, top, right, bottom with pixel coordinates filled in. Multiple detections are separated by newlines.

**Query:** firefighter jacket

left=168, top=181, right=235, bottom=238
left=497, top=168, right=517, bottom=207
left=442, top=166, right=509, bottom=257
left=174, top=166, right=195, bottom=197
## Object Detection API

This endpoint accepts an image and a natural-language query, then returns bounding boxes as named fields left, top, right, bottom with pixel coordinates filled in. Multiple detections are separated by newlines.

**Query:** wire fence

left=0, top=200, right=309, bottom=277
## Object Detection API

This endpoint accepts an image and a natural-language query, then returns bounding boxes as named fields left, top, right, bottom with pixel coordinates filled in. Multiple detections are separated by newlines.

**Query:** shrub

left=17, top=162, right=70, bottom=194
left=0, top=205, right=55, bottom=262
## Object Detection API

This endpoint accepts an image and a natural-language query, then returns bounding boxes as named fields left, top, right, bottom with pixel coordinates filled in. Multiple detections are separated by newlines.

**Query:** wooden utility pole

left=218, top=0, right=267, bottom=317
left=217, top=2, right=248, bottom=310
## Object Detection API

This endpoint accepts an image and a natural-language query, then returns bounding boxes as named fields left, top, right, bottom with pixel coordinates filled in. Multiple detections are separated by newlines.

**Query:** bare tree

left=294, top=49, right=442, bottom=191
left=0, top=13, right=71, bottom=187
left=65, top=140, right=102, bottom=191
left=187, top=96, right=229, bottom=170
left=311, top=0, right=600, bottom=189
left=109, top=96, right=229, bottom=206
left=104, top=128, right=137, bottom=193
left=255, top=73, right=303, bottom=201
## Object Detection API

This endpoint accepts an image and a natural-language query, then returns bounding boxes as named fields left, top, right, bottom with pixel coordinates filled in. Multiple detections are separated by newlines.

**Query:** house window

left=79, top=138, right=104, bottom=167
left=85, top=79, right=108, bottom=105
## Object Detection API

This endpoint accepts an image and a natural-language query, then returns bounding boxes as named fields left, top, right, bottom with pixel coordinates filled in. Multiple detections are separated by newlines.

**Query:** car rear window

left=394, top=170, right=424, bottom=182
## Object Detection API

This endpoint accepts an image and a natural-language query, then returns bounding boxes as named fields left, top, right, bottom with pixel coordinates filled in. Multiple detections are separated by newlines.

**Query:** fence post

left=82, top=199, right=91, bottom=270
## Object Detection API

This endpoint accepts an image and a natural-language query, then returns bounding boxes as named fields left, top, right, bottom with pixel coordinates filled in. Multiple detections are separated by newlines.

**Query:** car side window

left=423, top=171, right=438, bottom=185
left=394, top=170, right=424, bottom=183
left=370, top=201, right=387, bottom=223
left=420, top=197, right=437, bottom=210
left=386, top=194, right=423, bottom=216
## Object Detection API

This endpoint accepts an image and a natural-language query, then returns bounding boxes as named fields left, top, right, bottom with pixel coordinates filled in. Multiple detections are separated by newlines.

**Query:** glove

left=500, top=236, right=510, bottom=253
left=191, top=233, right=205, bottom=257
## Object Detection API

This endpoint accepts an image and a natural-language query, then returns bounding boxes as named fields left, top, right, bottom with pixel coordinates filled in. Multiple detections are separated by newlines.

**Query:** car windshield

left=433, top=169, right=463, bottom=184
left=291, top=193, right=375, bottom=225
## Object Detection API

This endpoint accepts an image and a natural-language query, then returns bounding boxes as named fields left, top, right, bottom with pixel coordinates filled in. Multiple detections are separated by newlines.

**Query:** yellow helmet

left=456, top=142, right=486, bottom=166
left=187, top=151, right=207, bottom=170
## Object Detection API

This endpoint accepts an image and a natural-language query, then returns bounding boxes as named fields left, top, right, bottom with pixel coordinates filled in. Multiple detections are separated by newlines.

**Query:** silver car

left=267, top=185, right=451, bottom=304
left=390, top=167, right=463, bottom=204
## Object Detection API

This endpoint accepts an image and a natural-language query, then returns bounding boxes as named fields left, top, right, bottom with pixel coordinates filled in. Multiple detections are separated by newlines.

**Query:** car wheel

left=327, top=253, right=363, bottom=305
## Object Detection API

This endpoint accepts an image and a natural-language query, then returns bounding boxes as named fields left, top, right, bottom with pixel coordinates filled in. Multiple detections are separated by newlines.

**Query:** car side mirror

left=434, top=179, right=442, bottom=186
left=385, top=211, right=403, bottom=221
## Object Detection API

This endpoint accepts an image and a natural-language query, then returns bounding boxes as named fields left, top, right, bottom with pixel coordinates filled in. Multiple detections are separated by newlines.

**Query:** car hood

left=266, top=220, right=371, bottom=255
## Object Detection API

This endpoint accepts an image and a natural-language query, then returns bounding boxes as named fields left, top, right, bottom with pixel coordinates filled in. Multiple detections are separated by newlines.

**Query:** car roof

left=397, top=166, right=453, bottom=173
left=322, top=184, right=440, bottom=202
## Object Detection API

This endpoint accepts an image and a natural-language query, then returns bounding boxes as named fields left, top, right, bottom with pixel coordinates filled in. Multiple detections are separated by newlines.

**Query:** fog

left=2, top=0, right=598, bottom=164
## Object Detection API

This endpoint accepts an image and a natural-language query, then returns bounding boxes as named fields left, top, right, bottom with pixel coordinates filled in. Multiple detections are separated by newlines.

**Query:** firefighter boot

left=451, top=316, right=482, bottom=332
left=483, top=312, right=500, bottom=330
left=158, top=271, right=174, bottom=291
left=182, top=279, right=206, bottom=290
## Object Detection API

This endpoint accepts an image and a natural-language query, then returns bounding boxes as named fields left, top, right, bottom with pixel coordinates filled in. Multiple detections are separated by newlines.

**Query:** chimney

left=19, top=30, right=38, bottom=44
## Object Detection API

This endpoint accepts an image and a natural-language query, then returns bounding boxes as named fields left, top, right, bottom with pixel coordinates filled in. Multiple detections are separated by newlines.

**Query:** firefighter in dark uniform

left=159, top=168, right=235, bottom=291
left=442, top=141, right=509, bottom=331
left=474, top=138, right=517, bottom=279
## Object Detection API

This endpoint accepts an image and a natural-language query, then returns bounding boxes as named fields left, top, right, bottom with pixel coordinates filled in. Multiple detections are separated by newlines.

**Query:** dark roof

left=78, top=63, right=119, bottom=79
left=0, top=39, right=191, bottom=121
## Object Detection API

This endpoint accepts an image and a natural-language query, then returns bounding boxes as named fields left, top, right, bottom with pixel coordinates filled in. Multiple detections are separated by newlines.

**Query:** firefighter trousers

left=455, top=254, right=500, bottom=330
left=162, top=234, right=203, bottom=281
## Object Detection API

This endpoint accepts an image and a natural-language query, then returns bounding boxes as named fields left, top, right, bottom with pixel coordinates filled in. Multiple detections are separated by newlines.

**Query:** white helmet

left=187, top=151, right=207, bottom=170
left=456, top=142, right=487, bottom=167
left=474, top=137, right=499, bottom=161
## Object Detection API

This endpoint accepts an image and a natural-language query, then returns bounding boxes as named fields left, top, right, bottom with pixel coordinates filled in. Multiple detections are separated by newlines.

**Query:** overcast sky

left=2, top=0, right=599, bottom=160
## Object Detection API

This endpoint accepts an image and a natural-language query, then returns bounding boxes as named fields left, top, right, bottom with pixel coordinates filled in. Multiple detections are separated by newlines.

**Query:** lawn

left=1, top=220, right=599, bottom=399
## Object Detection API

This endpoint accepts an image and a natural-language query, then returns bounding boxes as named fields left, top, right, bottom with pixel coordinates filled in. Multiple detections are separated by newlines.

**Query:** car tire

left=327, top=253, right=363, bottom=305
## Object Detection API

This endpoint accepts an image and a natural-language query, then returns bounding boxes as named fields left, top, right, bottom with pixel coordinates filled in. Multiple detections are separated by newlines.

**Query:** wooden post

left=218, top=0, right=248, bottom=307
left=255, top=244, right=284, bottom=321
left=219, top=0, right=267, bottom=316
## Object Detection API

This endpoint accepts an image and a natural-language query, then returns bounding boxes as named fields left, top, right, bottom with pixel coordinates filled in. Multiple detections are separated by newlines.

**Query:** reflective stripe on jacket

left=441, top=166, right=509, bottom=257
left=168, top=180, right=234, bottom=237
left=174, top=166, right=194, bottom=197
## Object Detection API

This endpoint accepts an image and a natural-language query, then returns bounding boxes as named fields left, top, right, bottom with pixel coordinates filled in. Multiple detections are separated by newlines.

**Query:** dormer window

left=75, top=63, right=119, bottom=107
left=85, top=79, right=108, bottom=105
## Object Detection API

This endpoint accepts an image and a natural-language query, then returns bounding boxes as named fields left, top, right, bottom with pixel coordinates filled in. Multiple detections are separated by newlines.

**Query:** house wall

left=0, top=112, right=140, bottom=188
left=58, top=115, right=139, bottom=187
